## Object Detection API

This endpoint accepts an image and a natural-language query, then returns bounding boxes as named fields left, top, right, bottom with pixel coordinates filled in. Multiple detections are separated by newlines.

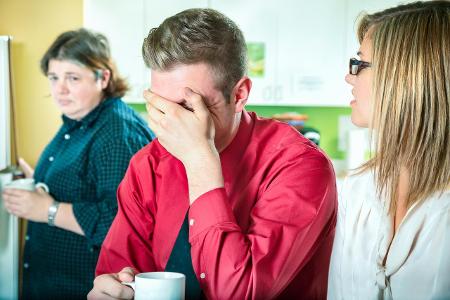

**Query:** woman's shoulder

left=107, top=98, right=145, bottom=123
left=343, top=169, right=376, bottom=194
left=98, top=98, right=151, bottom=136
left=339, top=169, right=378, bottom=211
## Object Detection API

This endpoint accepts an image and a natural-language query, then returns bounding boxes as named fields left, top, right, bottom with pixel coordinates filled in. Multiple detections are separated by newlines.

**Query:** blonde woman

left=328, top=1, right=450, bottom=299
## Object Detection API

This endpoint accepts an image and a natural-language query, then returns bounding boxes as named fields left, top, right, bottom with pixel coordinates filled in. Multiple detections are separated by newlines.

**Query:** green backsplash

left=129, top=104, right=351, bottom=159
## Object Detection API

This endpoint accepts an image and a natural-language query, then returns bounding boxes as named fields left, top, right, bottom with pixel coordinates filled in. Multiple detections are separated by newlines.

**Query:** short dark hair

left=41, top=28, right=129, bottom=99
left=142, top=8, right=247, bottom=101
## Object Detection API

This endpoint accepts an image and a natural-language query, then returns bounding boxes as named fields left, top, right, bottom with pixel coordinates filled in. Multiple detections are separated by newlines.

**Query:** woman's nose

left=55, top=80, right=69, bottom=94
left=345, top=74, right=355, bottom=85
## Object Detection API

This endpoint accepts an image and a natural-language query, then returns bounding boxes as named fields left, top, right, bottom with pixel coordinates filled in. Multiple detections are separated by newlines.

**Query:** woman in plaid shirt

left=2, top=28, right=153, bottom=299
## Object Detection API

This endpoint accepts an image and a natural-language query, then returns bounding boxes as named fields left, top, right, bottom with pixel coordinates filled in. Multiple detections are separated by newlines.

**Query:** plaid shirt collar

left=61, top=98, right=116, bottom=130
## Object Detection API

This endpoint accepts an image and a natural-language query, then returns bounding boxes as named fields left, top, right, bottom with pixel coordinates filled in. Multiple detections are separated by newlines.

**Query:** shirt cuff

left=188, top=188, right=237, bottom=243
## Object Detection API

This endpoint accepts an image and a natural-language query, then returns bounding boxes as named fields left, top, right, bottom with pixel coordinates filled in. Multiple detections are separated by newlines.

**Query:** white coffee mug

left=0, top=172, right=13, bottom=188
left=3, top=178, right=49, bottom=193
left=122, top=272, right=186, bottom=300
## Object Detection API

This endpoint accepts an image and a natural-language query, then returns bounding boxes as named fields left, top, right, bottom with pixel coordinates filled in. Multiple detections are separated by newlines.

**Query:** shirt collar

left=220, top=109, right=253, bottom=162
left=62, top=98, right=115, bottom=129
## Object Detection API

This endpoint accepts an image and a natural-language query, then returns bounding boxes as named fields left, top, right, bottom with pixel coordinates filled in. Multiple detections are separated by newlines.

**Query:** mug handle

left=121, top=281, right=136, bottom=290
left=35, top=182, right=49, bottom=193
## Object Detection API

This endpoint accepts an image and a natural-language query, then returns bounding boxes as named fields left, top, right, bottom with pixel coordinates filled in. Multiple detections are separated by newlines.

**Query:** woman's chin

left=350, top=114, right=369, bottom=128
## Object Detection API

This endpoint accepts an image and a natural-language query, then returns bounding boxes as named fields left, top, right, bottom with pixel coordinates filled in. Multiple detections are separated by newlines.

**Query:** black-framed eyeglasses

left=349, top=58, right=372, bottom=75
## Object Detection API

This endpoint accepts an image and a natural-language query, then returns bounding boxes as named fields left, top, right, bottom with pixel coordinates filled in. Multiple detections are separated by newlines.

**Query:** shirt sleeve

left=72, top=138, right=147, bottom=248
left=188, top=150, right=337, bottom=299
left=95, top=154, right=157, bottom=275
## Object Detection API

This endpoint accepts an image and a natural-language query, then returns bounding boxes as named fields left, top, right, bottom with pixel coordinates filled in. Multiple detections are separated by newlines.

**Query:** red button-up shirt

left=97, top=111, right=337, bottom=299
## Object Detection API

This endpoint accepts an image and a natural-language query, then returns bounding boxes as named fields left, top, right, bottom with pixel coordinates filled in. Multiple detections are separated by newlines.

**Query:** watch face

left=48, top=202, right=60, bottom=226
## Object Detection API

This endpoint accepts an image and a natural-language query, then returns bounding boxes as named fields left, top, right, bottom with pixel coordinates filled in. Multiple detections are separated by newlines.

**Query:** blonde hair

left=357, top=1, right=450, bottom=214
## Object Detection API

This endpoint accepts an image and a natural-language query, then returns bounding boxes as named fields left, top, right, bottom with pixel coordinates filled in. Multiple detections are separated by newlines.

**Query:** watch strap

left=48, top=201, right=60, bottom=227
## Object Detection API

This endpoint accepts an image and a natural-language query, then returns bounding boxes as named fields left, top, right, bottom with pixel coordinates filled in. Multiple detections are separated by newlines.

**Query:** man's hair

left=357, top=1, right=450, bottom=214
left=41, top=28, right=129, bottom=98
left=142, top=8, right=247, bottom=101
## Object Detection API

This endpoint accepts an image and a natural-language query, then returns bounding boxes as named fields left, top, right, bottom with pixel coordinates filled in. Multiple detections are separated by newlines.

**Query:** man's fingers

left=146, top=102, right=165, bottom=124
left=144, top=90, right=179, bottom=115
left=87, top=289, right=118, bottom=300
left=91, top=273, right=134, bottom=300
left=184, top=87, right=209, bottom=117
left=118, top=267, right=137, bottom=282
left=147, top=106, right=165, bottom=137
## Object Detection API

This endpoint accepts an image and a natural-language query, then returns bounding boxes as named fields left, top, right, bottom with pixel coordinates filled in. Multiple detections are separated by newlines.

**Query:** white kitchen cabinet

left=209, top=0, right=279, bottom=105
left=85, top=0, right=350, bottom=105
left=84, top=0, right=424, bottom=106
left=84, top=0, right=208, bottom=103
left=84, top=0, right=147, bottom=103
left=188, top=0, right=349, bottom=106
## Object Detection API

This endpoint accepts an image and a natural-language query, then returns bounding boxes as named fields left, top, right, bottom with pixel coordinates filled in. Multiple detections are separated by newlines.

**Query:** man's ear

left=230, top=76, right=252, bottom=113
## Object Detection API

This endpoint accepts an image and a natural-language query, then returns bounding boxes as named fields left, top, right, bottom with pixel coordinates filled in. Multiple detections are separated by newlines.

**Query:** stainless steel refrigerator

left=0, top=35, right=19, bottom=300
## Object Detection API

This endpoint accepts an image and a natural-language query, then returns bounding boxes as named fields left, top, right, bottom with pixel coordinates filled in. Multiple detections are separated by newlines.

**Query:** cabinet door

left=276, top=0, right=347, bottom=106
left=210, top=0, right=279, bottom=104
left=212, top=0, right=348, bottom=106
left=84, top=0, right=147, bottom=103
left=84, top=0, right=208, bottom=103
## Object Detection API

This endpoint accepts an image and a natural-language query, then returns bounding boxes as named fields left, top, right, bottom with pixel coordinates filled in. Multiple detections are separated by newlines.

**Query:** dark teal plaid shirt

left=23, top=98, right=153, bottom=299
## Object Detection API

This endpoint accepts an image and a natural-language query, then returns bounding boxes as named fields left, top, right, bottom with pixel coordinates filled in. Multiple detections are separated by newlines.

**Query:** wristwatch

left=47, top=201, right=60, bottom=227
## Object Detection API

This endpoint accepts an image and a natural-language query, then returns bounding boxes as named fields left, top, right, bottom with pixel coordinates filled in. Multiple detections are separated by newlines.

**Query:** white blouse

left=328, top=171, right=450, bottom=300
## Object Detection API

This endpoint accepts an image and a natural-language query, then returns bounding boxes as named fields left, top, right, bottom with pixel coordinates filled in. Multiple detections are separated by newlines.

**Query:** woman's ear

left=97, top=69, right=111, bottom=89
left=230, top=76, right=252, bottom=113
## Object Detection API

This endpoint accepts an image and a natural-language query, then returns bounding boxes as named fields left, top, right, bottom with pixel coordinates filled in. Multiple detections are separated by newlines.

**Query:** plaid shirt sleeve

left=72, top=137, right=147, bottom=247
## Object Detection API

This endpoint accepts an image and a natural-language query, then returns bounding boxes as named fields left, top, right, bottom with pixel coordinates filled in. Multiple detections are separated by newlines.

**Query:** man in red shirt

left=88, top=8, right=337, bottom=300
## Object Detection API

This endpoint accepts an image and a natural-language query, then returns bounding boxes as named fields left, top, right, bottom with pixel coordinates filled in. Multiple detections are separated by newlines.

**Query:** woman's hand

left=2, top=187, right=53, bottom=222
left=18, top=157, right=34, bottom=179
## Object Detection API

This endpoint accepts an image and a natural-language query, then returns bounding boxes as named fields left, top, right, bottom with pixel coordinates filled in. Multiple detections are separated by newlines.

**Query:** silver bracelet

left=47, top=201, right=60, bottom=227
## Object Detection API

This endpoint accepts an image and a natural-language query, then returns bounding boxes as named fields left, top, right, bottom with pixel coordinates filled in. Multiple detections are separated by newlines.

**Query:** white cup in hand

left=3, top=178, right=49, bottom=193
left=122, top=272, right=186, bottom=300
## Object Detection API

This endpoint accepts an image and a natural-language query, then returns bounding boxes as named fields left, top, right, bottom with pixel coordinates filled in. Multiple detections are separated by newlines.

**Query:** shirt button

left=80, top=126, right=84, bottom=130
left=200, top=273, right=206, bottom=279
left=89, top=247, right=94, bottom=253
left=25, top=235, right=30, bottom=241
left=24, top=263, right=29, bottom=269
left=189, top=219, right=195, bottom=226
left=48, top=156, right=54, bottom=162
left=376, top=268, right=387, bottom=289
left=64, top=134, right=70, bottom=140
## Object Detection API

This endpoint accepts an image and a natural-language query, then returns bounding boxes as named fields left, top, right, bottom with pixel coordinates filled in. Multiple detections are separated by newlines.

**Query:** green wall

left=129, top=104, right=351, bottom=160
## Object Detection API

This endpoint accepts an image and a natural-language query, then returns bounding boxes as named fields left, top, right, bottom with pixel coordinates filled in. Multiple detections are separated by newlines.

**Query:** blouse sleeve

left=72, top=138, right=147, bottom=248
left=95, top=153, right=157, bottom=275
